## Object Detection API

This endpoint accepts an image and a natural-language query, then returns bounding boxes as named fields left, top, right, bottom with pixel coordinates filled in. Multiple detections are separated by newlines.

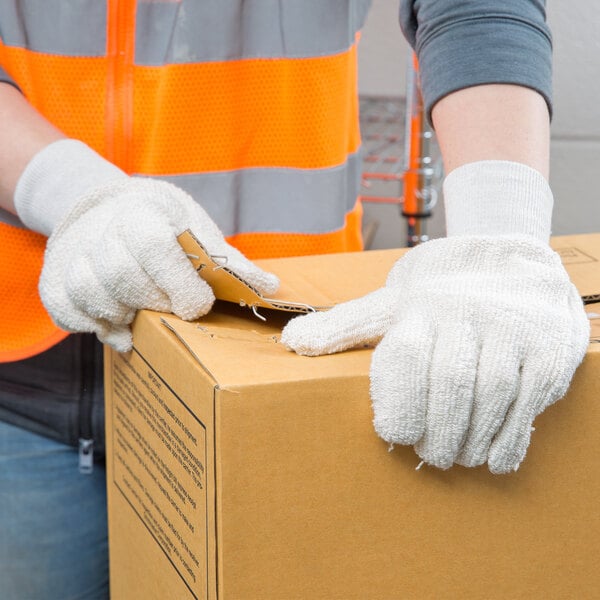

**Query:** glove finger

left=95, top=235, right=172, bottom=313
left=370, top=314, right=434, bottom=445
left=39, top=251, right=121, bottom=347
left=414, top=322, right=478, bottom=470
left=124, top=179, right=280, bottom=297
left=202, top=237, right=280, bottom=296
left=489, top=290, right=590, bottom=476
left=65, top=254, right=137, bottom=324
left=41, top=256, right=130, bottom=350
left=280, top=286, right=399, bottom=356
left=123, top=221, right=217, bottom=320
left=455, top=337, right=521, bottom=468
left=97, top=322, right=133, bottom=353
left=228, top=258, right=280, bottom=297
left=43, top=258, right=131, bottom=335
left=487, top=354, right=567, bottom=474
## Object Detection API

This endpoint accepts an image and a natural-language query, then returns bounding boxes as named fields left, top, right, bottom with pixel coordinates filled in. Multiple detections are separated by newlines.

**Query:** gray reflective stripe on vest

left=2, top=149, right=362, bottom=236
left=0, top=0, right=106, bottom=56
left=136, top=0, right=372, bottom=64
left=0, top=1, right=371, bottom=62
left=139, top=149, right=362, bottom=237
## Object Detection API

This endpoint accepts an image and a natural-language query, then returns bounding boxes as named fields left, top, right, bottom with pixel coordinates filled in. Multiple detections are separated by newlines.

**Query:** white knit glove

left=15, top=140, right=279, bottom=351
left=282, top=161, right=589, bottom=474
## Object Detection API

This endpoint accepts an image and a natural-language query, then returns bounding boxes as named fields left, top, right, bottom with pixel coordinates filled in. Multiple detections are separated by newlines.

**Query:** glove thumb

left=280, top=286, right=399, bottom=356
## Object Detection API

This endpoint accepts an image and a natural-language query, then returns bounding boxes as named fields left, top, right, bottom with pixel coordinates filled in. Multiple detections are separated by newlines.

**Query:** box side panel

left=216, top=354, right=600, bottom=600
left=105, top=343, right=216, bottom=600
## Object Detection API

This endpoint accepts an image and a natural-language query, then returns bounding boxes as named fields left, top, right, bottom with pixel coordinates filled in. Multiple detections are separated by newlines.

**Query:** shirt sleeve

left=399, top=0, right=553, bottom=124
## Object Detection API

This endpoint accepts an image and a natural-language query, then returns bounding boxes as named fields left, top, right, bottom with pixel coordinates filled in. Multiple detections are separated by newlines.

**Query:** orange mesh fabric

left=105, top=0, right=137, bottom=171
left=0, top=45, right=109, bottom=157
left=0, top=224, right=68, bottom=362
left=228, top=202, right=363, bottom=259
left=0, top=41, right=360, bottom=175
left=132, top=44, right=361, bottom=174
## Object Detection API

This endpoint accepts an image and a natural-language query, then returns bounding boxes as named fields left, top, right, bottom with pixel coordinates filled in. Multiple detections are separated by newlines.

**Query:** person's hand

left=282, top=235, right=588, bottom=473
left=40, top=178, right=279, bottom=351
left=15, top=140, right=279, bottom=351
left=282, top=161, right=590, bottom=473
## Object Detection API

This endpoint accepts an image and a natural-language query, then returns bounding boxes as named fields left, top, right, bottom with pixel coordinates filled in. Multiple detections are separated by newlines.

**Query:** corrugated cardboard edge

left=588, top=303, right=600, bottom=343
left=177, top=229, right=331, bottom=314
left=179, top=231, right=600, bottom=313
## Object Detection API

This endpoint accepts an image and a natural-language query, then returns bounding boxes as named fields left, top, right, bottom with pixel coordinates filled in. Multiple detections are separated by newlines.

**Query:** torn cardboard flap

left=178, top=230, right=336, bottom=314
left=179, top=230, right=600, bottom=320
left=177, top=229, right=403, bottom=315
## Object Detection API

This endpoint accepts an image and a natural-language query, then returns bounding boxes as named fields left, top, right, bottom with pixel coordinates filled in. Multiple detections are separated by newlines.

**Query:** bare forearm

left=399, top=0, right=552, bottom=178
left=431, top=84, right=550, bottom=179
left=0, top=83, right=65, bottom=213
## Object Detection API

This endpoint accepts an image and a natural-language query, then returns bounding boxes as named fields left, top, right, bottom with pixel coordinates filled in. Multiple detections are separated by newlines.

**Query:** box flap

left=180, top=231, right=600, bottom=317
left=164, top=233, right=600, bottom=385
left=178, top=229, right=403, bottom=314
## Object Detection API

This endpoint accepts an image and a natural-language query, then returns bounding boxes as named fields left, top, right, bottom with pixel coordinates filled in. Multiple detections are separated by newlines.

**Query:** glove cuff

left=443, top=160, right=553, bottom=243
left=14, top=139, right=127, bottom=236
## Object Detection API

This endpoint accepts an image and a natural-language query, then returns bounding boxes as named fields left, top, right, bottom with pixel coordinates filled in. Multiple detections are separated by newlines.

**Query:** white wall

left=358, top=0, right=600, bottom=248
left=547, top=2, right=600, bottom=234
left=357, top=0, right=409, bottom=98
left=357, top=1, right=431, bottom=247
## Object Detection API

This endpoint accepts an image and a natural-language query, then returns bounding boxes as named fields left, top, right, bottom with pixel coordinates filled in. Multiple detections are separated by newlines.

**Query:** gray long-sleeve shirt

left=399, top=0, right=552, bottom=122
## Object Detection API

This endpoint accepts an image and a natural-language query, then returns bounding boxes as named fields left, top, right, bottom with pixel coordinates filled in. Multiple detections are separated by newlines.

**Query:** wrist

left=14, top=139, right=127, bottom=236
left=443, top=160, right=553, bottom=243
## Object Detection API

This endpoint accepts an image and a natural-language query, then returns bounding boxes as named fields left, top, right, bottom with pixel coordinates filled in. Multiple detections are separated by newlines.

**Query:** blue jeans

left=0, top=421, right=109, bottom=600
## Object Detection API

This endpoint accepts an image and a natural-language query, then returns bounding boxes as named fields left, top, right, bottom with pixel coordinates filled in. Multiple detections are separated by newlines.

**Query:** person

left=0, top=1, right=588, bottom=598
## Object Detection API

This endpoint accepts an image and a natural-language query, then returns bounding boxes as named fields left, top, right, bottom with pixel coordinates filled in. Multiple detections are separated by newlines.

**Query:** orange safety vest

left=0, top=0, right=369, bottom=362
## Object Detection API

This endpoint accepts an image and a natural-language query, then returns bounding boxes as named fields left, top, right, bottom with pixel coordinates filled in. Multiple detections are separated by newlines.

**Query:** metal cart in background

left=360, top=54, right=442, bottom=247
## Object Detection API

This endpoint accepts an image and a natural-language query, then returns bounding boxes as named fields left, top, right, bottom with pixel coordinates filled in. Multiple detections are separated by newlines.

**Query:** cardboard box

left=105, top=234, right=600, bottom=600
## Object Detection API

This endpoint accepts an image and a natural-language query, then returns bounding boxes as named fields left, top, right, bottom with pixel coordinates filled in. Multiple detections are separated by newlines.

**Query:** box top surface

left=158, top=306, right=373, bottom=389
left=143, top=234, right=600, bottom=388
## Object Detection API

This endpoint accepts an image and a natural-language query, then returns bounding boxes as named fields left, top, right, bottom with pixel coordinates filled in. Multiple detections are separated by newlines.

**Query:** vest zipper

left=78, top=438, right=94, bottom=474
left=106, top=0, right=136, bottom=173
